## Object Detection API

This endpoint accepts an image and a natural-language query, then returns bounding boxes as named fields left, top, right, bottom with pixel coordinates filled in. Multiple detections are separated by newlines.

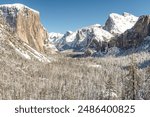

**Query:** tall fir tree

left=123, top=55, right=141, bottom=100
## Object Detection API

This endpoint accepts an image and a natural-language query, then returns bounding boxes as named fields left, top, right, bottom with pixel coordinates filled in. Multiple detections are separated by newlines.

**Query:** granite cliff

left=0, top=3, right=48, bottom=52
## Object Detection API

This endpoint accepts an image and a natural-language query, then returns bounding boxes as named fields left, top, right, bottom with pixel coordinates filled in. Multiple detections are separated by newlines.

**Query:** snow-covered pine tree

left=123, top=55, right=141, bottom=100
left=104, top=76, right=117, bottom=100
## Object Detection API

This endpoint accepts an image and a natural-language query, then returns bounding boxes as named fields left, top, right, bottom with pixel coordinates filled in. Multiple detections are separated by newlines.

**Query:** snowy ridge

left=51, top=24, right=114, bottom=51
left=0, top=3, right=39, bottom=14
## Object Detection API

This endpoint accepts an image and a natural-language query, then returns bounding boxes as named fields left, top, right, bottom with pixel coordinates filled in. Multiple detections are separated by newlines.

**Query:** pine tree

left=105, top=76, right=117, bottom=100
left=123, top=55, right=141, bottom=100
left=142, top=67, right=150, bottom=99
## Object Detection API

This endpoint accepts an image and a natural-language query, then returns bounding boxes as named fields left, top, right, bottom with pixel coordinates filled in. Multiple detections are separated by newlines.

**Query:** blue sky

left=0, top=0, right=150, bottom=33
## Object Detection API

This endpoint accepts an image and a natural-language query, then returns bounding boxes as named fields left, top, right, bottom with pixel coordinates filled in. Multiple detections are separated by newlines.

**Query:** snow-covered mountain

left=0, top=3, right=142, bottom=59
left=104, top=12, right=138, bottom=35
left=49, top=13, right=138, bottom=53
left=50, top=24, right=114, bottom=52
left=95, top=15, right=150, bottom=57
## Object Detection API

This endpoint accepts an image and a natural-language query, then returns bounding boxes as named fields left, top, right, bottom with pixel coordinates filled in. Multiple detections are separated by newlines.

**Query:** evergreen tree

left=142, top=67, right=150, bottom=99
left=123, top=55, right=141, bottom=100
left=105, top=76, right=117, bottom=100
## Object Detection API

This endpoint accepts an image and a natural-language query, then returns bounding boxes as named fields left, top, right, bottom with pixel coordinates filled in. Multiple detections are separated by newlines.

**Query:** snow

left=104, top=12, right=138, bottom=35
left=9, top=41, right=31, bottom=60
left=144, top=36, right=150, bottom=41
left=92, top=26, right=113, bottom=42
left=106, top=47, right=120, bottom=56
left=49, top=32, right=64, bottom=43
left=23, top=43, right=51, bottom=62
left=88, top=64, right=102, bottom=68
left=0, top=3, right=39, bottom=14
left=104, top=91, right=118, bottom=99
left=15, top=47, right=31, bottom=60
left=48, top=12, right=138, bottom=52
left=66, top=31, right=73, bottom=34
left=49, top=32, right=64, bottom=39
left=44, top=43, right=58, bottom=52
left=65, top=32, right=77, bottom=43
left=8, top=40, right=51, bottom=62
left=92, top=24, right=101, bottom=27
left=54, top=24, right=114, bottom=50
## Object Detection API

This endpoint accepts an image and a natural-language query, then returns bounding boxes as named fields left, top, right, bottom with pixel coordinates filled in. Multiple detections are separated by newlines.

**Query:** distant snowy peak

left=0, top=3, right=39, bottom=14
left=55, top=24, right=114, bottom=51
left=104, top=12, right=138, bottom=35
left=78, top=24, right=113, bottom=42
left=66, top=24, right=113, bottom=42
left=49, top=32, right=64, bottom=40
left=48, top=32, right=64, bottom=45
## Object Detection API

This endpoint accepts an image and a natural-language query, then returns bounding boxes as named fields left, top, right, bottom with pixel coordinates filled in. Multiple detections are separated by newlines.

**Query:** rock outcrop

left=116, top=15, right=150, bottom=49
left=0, top=3, right=48, bottom=52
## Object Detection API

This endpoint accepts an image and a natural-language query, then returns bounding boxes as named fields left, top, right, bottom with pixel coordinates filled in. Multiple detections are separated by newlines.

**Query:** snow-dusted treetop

left=0, top=3, right=39, bottom=14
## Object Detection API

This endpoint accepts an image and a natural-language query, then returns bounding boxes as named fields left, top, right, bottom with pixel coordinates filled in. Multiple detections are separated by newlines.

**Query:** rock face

left=0, top=18, right=51, bottom=62
left=103, top=12, right=138, bottom=35
left=116, top=15, right=150, bottom=49
left=0, top=3, right=48, bottom=52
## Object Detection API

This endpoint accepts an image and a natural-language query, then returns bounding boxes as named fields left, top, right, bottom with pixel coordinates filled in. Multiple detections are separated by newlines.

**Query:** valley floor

left=0, top=49, right=150, bottom=100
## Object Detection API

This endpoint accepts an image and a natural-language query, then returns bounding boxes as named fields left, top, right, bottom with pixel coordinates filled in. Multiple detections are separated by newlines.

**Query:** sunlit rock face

left=0, top=3, right=48, bottom=52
